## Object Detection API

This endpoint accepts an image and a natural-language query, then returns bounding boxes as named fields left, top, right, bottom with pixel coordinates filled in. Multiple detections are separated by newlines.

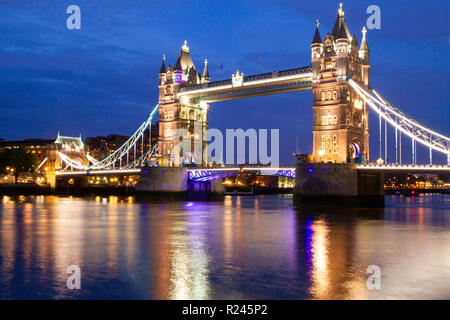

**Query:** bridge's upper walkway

left=178, top=66, right=312, bottom=102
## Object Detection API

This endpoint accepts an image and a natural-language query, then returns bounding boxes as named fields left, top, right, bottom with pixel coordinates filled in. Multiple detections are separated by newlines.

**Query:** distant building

left=53, top=134, right=88, bottom=170
left=0, top=138, right=54, bottom=165
left=0, top=134, right=87, bottom=173
left=54, top=134, right=84, bottom=152
left=85, top=134, right=130, bottom=161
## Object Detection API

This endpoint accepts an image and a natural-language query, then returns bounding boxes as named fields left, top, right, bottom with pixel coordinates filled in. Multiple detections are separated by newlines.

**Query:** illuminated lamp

left=354, top=100, right=363, bottom=110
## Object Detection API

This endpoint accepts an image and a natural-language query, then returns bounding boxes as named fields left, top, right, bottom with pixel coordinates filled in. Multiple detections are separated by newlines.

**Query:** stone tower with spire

left=311, top=3, right=370, bottom=164
left=157, top=41, right=210, bottom=166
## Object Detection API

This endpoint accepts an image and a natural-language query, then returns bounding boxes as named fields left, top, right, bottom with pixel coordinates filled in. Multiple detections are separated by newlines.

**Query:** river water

left=0, top=194, right=449, bottom=299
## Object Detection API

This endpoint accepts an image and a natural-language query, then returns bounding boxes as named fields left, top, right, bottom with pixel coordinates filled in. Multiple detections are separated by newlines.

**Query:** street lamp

left=318, top=149, right=325, bottom=162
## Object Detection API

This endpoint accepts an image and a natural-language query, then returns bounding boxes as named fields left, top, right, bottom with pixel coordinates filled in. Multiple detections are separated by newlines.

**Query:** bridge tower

left=311, top=4, right=370, bottom=164
left=157, top=42, right=210, bottom=167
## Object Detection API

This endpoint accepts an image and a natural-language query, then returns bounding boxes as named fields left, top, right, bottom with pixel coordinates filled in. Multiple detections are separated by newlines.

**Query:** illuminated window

left=321, top=91, right=326, bottom=101
left=321, top=114, right=337, bottom=126
left=321, top=135, right=338, bottom=154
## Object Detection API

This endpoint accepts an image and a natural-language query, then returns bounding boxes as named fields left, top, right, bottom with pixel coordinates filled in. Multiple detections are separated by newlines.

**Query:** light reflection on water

left=0, top=194, right=449, bottom=299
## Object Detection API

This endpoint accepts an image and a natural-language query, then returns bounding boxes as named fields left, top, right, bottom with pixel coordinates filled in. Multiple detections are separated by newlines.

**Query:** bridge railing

left=349, top=79, right=450, bottom=165
left=358, top=163, right=449, bottom=169
left=186, top=164, right=296, bottom=170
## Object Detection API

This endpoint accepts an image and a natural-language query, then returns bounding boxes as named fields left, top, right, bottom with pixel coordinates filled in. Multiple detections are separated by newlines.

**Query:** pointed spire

left=331, top=2, right=351, bottom=40
left=159, top=54, right=166, bottom=74
left=174, top=52, right=182, bottom=71
left=338, top=2, right=344, bottom=17
left=360, top=27, right=369, bottom=51
left=202, top=59, right=210, bottom=81
left=181, top=40, right=189, bottom=53
left=312, top=20, right=322, bottom=44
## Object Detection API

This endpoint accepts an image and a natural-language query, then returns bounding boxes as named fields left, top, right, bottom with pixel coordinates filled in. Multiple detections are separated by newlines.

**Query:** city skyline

left=0, top=0, right=449, bottom=164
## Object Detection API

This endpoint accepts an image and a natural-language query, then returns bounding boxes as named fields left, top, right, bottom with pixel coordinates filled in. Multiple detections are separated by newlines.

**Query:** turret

left=202, top=59, right=210, bottom=83
left=311, top=20, right=323, bottom=81
left=159, top=54, right=166, bottom=85
left=331, top=3, right=351, bottom=40
left=173, top=53, right=182, bottom=83
left=359, top=27, right=370, bottom=64
left=359, top=27, right=370, bottom=87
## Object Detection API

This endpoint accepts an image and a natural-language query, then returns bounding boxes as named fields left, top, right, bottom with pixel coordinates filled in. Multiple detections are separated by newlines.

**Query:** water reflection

left=0, top=195, right=449, bottom=299
left=299, top=210, right=385, bottom=299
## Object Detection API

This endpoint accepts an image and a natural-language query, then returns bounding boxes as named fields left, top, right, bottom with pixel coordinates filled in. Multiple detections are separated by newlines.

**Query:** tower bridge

left=40, top=4, right=449, bottom=205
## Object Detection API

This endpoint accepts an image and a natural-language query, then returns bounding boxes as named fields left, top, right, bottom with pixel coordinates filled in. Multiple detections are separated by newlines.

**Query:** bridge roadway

left=356, top=164, right=450, bottom=174
left=55, top=168, right=141, bottom=177
left=54, top=164, right=450, bottom=180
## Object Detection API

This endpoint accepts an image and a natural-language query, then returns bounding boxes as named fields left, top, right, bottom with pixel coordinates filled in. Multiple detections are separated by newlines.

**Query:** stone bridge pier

left=294, top=163, right=384, bottom=208
left=135, top=167, right=224, bottom=201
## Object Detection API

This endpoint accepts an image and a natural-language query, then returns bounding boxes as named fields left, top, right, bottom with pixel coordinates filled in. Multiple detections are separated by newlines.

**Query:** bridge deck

left=55, top=164, right=450, bottom=178
left=55, top=168, right=141, bottom=177
left=356, top=164, right=450, bottom=174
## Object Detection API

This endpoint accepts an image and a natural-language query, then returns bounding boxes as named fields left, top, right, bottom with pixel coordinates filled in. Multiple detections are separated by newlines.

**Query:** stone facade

left=311, top=4, right=370, bottom=164
left=294, top=163, right=384, bottom=208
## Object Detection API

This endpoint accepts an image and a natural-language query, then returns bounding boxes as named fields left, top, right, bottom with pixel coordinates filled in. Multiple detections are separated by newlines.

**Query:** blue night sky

left=0, top=0, right=449, bottom=164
